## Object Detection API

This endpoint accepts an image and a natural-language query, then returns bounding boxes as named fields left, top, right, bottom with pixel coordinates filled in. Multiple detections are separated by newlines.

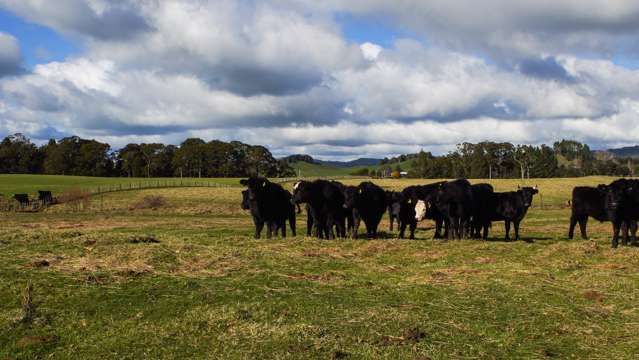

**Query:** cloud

left=0, top=0, right=152, bottom=41
left=2, top=1, right=639, bottom=159
left=0, top=32, right=22, bottom=76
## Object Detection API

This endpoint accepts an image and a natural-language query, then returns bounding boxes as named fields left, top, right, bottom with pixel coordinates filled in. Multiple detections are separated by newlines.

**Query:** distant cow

left=291, top=179, right=346, bottom=239
left=38, top=190, right=54, bottom=205
left=428, top=179, right=474, bottom=239
left=490, top=186, right=539, bottom=241
left=240, top=177, right=296, bottom=239
left=568, top=185, right=612, bottom=240
left=13, top=194, right=30, bottom=207
left=343, top=181, right=387, bottom=239
left=470, top=183, right=495, bottom=239
left=604, top=179, right=639, bottom=248
left=403, top=182, right=447, bottom=238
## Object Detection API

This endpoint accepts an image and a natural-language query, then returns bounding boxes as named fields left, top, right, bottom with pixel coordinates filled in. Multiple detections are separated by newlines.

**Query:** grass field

left=0, top=174, right=242, bottom=196
left=2, top=176, right=639, bottom=359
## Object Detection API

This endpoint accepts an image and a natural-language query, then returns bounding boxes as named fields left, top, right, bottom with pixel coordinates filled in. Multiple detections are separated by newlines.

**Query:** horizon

left=2, top=1, right=639, bottom=160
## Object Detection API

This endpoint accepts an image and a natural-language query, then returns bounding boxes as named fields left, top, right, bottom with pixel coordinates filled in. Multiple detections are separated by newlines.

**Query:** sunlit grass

left=1, top=176, right=638, bottom=359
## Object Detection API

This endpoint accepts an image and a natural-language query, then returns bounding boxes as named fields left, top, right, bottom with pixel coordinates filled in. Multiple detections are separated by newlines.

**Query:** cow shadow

left=482, top=236, right=553, bottom=242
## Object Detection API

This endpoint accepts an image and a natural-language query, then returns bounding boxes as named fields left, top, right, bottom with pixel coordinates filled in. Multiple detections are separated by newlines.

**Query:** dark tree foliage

left=0, top=134, right=293, bottom=178
left=408, top=140, right=628, bottom=179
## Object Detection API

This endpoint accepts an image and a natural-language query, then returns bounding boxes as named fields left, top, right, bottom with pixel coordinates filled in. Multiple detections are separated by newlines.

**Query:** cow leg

left=504, top=220, right=511, bottom=241
left=352, top=215, right=361, bottom=239
left=255, top=220, right=264, bottom=239
left=389, top=215, right=394, bottom=232
left=482, top=222, right=489, bottom=240
left=280, top=219, right=286, bottom=238
left=433, top=219, right=442, bottom=239
left=621, top=222, right=629, bottom=246
left=266, top=222, right=274, bottom=239
left=289, top=214, right=296, bottom=237
left=611, top=221, right=621, bottom=248
left=578, top=217, right=588, bottom=240
left=409, top=221, right=416, bottom=240
left=630, top=221, right=638, bottom=246
left=398, top=222, right=406, bottom=239
left=568, top=216, right=577, bottom=239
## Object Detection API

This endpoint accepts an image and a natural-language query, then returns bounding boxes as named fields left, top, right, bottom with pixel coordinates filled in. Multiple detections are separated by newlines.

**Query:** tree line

left=406, top=140, right=634, bottom=179
left=0, top=134, right=295, bottom=178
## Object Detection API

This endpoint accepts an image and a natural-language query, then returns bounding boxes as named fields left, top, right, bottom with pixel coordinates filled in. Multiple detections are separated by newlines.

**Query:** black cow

left=568, top=185, right=611, bottom=240
left=240, top=177, right=296, bottom=239
left=291, top=180, right=346, bottom=239
left=429, top=179, right=474, bottom=239
left=343, top=181, right=387, bottom=239
left=403, top=182, right=447, bottom=238
left=605, top=179, right=639, bottom=248
left=13, top=194, right=30, bottom=207
left=470, top=183, right=495, bottom=239
left=490, top=186, right=539, bottom=241
left=38, top=190, right=54, bottom=205
left=385, top=191, right=401, bottom=231
left=392, top=192, right=417, bottom=239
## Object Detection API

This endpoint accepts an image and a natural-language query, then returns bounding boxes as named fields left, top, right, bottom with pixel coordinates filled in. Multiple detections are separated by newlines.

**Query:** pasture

left=1, top=176, right=639, bottom=359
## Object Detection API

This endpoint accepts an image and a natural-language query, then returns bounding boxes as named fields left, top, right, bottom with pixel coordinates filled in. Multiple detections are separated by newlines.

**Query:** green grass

left=289, top=161, right=362, bottom=177
left=1, top=176, right=638, bottom=359
left=0, top=174, right=242, bottom=196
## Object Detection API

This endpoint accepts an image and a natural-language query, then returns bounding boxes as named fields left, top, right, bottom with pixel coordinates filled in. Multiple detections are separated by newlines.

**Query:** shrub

left=130, top=195, right=167, bottom=210
left=58, top=188, right=92, bottom=212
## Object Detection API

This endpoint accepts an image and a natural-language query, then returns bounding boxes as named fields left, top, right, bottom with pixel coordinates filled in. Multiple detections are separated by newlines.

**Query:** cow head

left=605, top=185, right=625, bottom=211
left=343, top=186, right=360, bottom=209
left=414, top=200, right=427, bottom=221
left=240, top=176, right=268, bottom=201
left=517, top=186, right=539, bottom=207
left=240, top=190, right=251, bottom=210
left=291, top=180, right=311, bottom=205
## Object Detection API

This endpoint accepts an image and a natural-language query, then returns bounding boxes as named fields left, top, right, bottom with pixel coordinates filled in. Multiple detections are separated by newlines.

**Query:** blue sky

left=1, top=1, right=639, bottom=159
left=0, top=9, right=79, bottom=68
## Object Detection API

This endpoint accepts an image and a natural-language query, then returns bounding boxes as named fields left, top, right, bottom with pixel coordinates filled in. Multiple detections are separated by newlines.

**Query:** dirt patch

left=129, top=195, right=168, bottom=210
left=30, top=259, right=50, bottom=268
left=377, top=327, right=425, bottom=346
left=592, top=263, right=627, bottom=271
left=355, top=242, right=400, bottom=257
left=583, top=290, right=605, bottom=303
left=299, top=247, right=354, bottom=259
left=331, top=350, right=349, bottom=359
left=16, top=335, right=58, bottom=348
left=473, top=256, right=496, bottom=264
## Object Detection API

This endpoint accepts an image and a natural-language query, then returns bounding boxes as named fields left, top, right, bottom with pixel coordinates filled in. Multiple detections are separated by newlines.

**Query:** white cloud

left=2, top=1, right=639, bottom=159
left=0, top=32, right=21, bottom=76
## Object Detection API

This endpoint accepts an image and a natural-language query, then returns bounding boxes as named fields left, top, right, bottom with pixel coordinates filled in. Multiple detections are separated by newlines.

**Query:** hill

left=281, top=154, right=382, bottom=168
left=607, top=145, right=639, bottom=158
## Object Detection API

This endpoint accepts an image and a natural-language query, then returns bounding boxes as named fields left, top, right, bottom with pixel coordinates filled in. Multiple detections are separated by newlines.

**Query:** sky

left=1, top=1, right=639, bottom=160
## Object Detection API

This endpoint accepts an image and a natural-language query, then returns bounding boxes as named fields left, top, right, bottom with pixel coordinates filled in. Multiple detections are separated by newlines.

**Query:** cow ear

left=517, top=185, right=521, bottom=190
left=240, top=179, right=248, bottom=186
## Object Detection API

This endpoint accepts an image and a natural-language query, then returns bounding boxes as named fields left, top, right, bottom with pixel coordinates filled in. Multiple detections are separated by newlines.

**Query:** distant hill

left=316, top=158, right=381, bottom=168
left=607, top=146, right=639, bottom=158
left=280, top=154, right=382, bottom=168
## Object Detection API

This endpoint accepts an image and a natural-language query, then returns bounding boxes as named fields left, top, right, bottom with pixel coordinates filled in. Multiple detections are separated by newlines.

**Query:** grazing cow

left=403, top=182, right=447, bottom=238
left=240, top=177, right=296, bottom=239
left=568, top=185, right=612, bottom=240
left=38, top=190, right=54, bottom=205
left=291, top=180, right=346, bottom=239
left=385, top=191, right=401, bottom=231
left=332, top=181, right=356, bottom=236
left=343, top=181, right=387, bottom=239
left=429, top=179, right=474, bottom=239
left=604, top=179, right=639, bottom=248
left=13, top=194, right=30, bottom=207
left=470, top=183, right=495, bottom=239
left=490, top=186, right=539, bottom=241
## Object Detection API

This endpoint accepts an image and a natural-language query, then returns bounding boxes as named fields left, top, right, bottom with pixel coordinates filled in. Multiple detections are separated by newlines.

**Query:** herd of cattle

left=240, top=177, right=539, bottom=243
left=240, top=177, right=639, bottom=248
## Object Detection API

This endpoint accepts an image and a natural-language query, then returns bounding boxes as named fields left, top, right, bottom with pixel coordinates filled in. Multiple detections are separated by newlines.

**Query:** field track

left=1, top=176, right=639, bottom=359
